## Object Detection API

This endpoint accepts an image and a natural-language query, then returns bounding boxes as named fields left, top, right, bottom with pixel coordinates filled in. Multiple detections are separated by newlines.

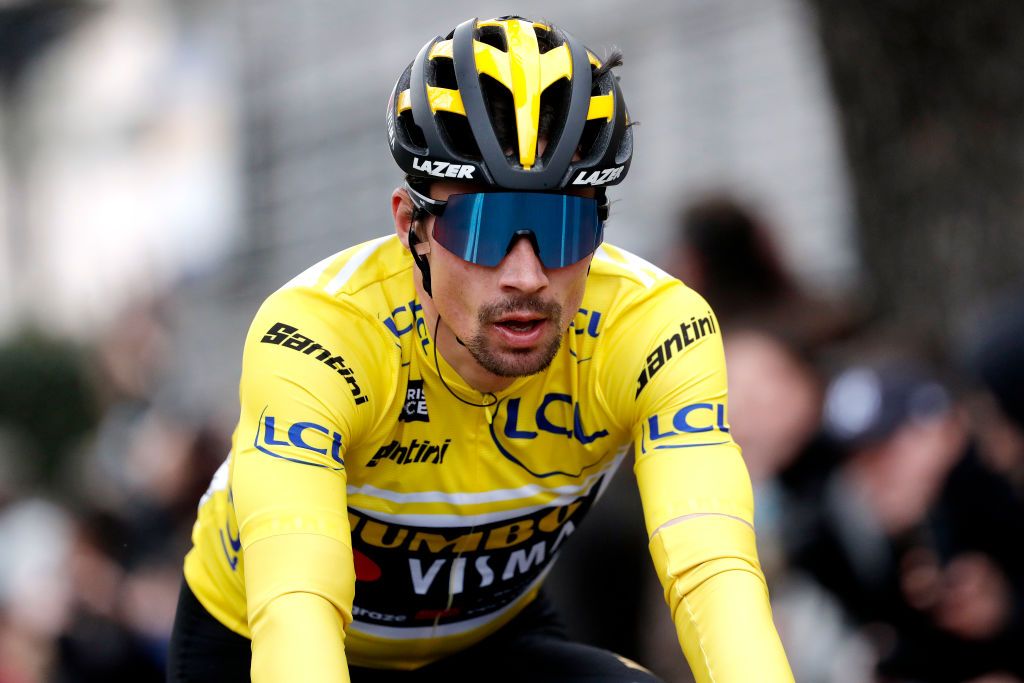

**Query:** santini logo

left=368, top=438, right=451, bottom=467
left=261, top=322, right=368, bottom=405
left=572, top=165, right=624, bottom=186
left=636, top=311, right=718, bottom=397
left=412, top=157, right=475, bottom=179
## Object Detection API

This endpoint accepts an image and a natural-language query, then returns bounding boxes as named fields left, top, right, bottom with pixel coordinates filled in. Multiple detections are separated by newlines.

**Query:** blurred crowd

left=0, top=300, right=226, bottom=682
left=643, top=196, right=1024, bottom=683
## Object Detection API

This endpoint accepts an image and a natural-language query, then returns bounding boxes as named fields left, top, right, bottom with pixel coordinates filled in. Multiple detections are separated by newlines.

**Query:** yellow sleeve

left=230, top=287, right=396, bottom=683
left=606, top=281, right=794, bottom=682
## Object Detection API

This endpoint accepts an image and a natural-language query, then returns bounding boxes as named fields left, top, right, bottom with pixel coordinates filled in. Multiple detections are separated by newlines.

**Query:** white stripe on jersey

left=346, top=474, right=604, bottom=506
left=593, top=244, right=671, bottom=288
left=325, top=235, right=393, bottom=294
left=348, top=497, right=585, bottom=528
left=279, top=252, right=342, bottom=291
left=198, top=452, right=232, bottom=510
left=345, top=451, right=627, bottom=527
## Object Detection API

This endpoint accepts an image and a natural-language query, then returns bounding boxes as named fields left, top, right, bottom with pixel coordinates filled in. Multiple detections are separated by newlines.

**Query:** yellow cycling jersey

left=183, top=235, right=793, bottom=682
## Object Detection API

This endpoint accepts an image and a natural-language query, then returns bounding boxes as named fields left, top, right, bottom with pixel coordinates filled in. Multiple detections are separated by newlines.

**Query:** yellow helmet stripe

left=427, top=86, right=465, bottom=115
left=473, top=42, right=514, bottom=90
left=415, top=19, right=596, bottom=168
left=587, top=94, right=614, bottom=121
left=502, top=18, right=543, bottom=169
left=429, top=40, right=454, bottom=60
left=539, top=43, right=573, bottom=91
left=396, top=87, right=466, bottom=116
left=397, top=89, right=411, bottom=113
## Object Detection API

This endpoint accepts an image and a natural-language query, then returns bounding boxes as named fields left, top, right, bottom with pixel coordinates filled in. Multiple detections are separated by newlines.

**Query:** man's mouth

left=492, top=315, right=548, bottom=346
left=495, top=317, right=544, bottom=333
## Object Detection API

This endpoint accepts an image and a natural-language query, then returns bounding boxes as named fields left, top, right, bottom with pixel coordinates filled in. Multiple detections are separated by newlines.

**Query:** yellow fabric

left=649, top=517, right=794, bottom=682
left=182, top=235, right=793, bottom=680
left=246, top=535, right=354, bottom=683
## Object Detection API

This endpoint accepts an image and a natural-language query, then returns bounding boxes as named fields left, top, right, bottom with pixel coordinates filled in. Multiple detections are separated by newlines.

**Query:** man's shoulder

left=247, top=235, right=412, bottom=353
left=276, top=235, right=412, bottom=298
left=585, top=242, right=705, bottom=312
left=589, top=242, right=676, bottom=289
left=241, top=237, right=409, bottom=411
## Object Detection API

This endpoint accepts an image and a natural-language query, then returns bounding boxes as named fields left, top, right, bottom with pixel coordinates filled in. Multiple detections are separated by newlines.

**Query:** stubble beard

left=464, top=295, right=565, bottom=378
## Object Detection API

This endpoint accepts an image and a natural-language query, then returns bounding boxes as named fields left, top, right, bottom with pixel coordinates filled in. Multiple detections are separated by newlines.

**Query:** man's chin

left=468, top=332, right=564, bottom=378
left=485, top=350, right=554, bottom=378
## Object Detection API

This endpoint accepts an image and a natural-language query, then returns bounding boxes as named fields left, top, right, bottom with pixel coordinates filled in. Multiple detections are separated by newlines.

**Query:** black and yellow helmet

left=387, top=16, right=633, bottom=192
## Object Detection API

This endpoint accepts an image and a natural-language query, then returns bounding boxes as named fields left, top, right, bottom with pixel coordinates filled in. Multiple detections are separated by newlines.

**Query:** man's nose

left=497, top=236, right=548, bottom=293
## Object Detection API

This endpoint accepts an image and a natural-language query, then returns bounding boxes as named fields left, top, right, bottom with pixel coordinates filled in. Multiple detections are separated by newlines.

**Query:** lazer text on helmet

left=412, top=157, right=476, bottom=179
left=572, top=166, right=625, bottom=186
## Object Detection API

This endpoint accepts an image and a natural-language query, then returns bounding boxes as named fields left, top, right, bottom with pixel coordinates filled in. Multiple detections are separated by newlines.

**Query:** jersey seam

left=650, top=512, right=753, bottom=541
left=334, top=257, right=413, bottom=298
left=682, top=592, right=717, bottom=683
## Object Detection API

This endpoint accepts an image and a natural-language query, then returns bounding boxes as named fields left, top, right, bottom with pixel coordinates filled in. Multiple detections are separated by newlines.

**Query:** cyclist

left=168, top=15, right=795, bottom=682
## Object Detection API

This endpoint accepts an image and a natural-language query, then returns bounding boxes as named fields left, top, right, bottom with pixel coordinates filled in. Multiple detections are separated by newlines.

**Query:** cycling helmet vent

left=477, top=25, right=507, bottom=51
left=388, top=16, right=633, bottom=191
left=436, top=111, right=480, bottom=160
left=431, top=57, right=457, bottom=90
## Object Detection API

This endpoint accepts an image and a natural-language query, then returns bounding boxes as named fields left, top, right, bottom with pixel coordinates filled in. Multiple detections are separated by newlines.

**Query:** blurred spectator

left=967, top=286, right=1024, bottom=484
left=791, top=358, right=1024, bottom=681
left=666, top=196, right=798, bottom=320
left=0, top=292, right=228, bottom=682
left=721, top=329, right=867, bottom=682
left=0, top=498, right=72, bottom=682
left=663, top=194, right=860, bottom=347
left=0, top=331, right=98, bottom=490
left=724, top=329, right=825, bottom=485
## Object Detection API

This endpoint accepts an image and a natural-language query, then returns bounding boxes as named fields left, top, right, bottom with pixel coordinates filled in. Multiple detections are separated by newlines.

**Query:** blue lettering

left=219, top=530, right=239, bottom=570
left=573, top=308, right=602, bottom=338
left=385, top=301, right=424, bottom=345
left=331, top=432, right=345, bottom=465
left=412, top=301, right=429, bottom=351
left=223, top=519, right=241, bottom=552
left=289, top=421, right=329, bottom=455
left=673, top=403, right=715, bottom=433
left=573, top=402, right=609, bottom=444
left=504, top=398, right=538, bottom=439
left=384, top=304, right=413, bottom=337
left=261, top=412, right=345, bottom=467
left=499, top=393, right=610, bottom=446
left=537, top=393, right=572, bottom=438
left=263, top=416, right=290, bottom=446
left=717, top=403, right=731, bottom=433
left=648, top=415, right=677, bottom=441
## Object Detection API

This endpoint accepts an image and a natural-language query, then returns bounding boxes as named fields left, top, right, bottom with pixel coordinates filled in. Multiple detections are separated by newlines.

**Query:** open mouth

left=492, top=315, right=548, bottom=346
left=495, top=319, right=543, bottom=333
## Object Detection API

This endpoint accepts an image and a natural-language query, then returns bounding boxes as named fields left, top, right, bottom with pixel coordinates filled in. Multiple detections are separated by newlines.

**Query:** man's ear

left=392, top=187, right=415, bottom=249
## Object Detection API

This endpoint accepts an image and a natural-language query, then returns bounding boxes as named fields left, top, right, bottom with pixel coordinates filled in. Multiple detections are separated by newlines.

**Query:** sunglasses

left=405, top=183, right=604, bottom=269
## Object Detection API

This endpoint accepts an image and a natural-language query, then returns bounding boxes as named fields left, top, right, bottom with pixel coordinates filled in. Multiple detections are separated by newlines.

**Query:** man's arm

left=606, top=279, right=794, bottom=682
left=230, top=288, right=395, bottom=682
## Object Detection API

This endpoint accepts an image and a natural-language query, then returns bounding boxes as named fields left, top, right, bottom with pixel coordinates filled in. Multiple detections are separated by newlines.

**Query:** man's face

left=420, top=181, right=594, bottom=378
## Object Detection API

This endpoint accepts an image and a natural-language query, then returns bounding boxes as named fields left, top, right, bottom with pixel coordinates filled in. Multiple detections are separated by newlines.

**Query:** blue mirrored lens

left=432, top=192, right=602, bottom=268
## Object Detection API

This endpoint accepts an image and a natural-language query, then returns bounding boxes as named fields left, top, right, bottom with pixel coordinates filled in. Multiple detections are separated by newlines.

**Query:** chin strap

left=432, top=314, right=496, bottom=408
left=407, top=227, right=433, bottom=297
left=407, top=217, right=470, bottom=347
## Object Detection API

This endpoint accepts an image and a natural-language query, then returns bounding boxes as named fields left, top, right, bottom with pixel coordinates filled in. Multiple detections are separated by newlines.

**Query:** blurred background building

left=0, top=0, right=1022, bottom=681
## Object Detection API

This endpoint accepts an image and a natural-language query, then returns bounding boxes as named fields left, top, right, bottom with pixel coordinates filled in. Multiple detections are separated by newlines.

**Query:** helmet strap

left=407, top=223, right=433, bottom=297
